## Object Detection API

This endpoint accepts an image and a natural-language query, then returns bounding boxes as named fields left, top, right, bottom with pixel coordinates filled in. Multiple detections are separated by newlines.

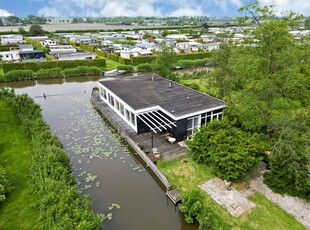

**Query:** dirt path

left=248, top=166, right=310, bottom=229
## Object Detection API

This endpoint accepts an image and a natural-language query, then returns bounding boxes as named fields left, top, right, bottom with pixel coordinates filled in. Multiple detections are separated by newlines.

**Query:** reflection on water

left=0, top=76, right=198, bottom=230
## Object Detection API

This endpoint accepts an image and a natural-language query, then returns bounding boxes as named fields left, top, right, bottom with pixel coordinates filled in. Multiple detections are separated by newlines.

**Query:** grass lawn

left=0, top=101, right=41, bottom=229
left=178, top=75, right=219, bottom=97
left=105, top=58, right=120, bottom=71
left=157, top=158, right=306, bottom=230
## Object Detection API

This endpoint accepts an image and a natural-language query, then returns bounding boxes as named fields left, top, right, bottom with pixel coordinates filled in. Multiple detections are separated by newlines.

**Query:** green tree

left=0, top=18, right=3, bottom=26
left=305, top=16, right=310, bottom=29
left=215, top=1, right=308, bottom=133
left=29, top=24, right=44, bottom=36
left=161, top=29, right=169, bottom=37
left=18, top=26, right=27, bottom=34
left=6, top=16, right=21, bottom=25
left=264, top=109, right=310, bottom=199
left=152, top=43, right=176, bottom=79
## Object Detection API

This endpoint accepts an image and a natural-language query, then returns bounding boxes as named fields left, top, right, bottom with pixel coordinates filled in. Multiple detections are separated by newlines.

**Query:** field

left=0, top=23, right=161, bottom=32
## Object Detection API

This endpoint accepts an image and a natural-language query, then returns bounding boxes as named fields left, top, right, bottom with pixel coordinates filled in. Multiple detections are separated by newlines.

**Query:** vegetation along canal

left=0, top=76, right=197, bottom=230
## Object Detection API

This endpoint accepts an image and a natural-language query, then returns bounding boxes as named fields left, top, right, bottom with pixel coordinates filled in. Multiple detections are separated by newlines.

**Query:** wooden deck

left=91, top=91, right=183, bottom=203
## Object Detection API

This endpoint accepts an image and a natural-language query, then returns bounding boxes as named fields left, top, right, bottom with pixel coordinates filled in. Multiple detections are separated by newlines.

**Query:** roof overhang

left=137, top=110, right=176, bottom=133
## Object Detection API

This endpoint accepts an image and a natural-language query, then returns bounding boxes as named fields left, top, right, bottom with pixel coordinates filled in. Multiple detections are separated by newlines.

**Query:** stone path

left=200, top=178, right=256, bottom=217
left=248, top=168, right=310, bottom=229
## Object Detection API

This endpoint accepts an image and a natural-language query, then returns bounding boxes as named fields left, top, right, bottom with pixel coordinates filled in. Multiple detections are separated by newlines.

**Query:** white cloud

left=169, top=7, right=205, bottom=17
left=99, top=1, right=162, bottom=17
left=209, top=0, right=243, bottom=11
left=38, top=7, right=61, bottom=17
left=259, top=0, right=310, bottom=16
left=0, top=9, right=14, bottom=17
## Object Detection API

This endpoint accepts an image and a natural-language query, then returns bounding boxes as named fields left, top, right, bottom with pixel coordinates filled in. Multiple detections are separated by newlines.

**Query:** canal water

left=0, top=76, right=198, bottom=230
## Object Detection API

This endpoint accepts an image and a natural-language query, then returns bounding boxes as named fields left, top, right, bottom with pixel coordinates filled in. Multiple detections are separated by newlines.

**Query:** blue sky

left=0, top=0, right=309, bottom=17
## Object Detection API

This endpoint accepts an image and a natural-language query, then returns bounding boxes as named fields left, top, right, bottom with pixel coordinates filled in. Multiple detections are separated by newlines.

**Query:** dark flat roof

left=99, top=74, right=226, bottom=118
left=19, top=50, right=44, bottom=54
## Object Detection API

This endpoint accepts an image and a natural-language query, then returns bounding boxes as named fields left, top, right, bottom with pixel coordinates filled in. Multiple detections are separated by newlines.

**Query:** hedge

left=131, top=52, right=213, bottom=66
left=80, top=43, right=95, bottom=53
left=131, top=56, right=156, bottom=66
left=2, top=59, right=106, bottom=73
left=0, top=45, right=12, bottom=52
left=106, top=53, right=119, bottom=62
left=117, top=64, right=134, bottom=72
left=63, top=66, right=102, bottom=77
left=95, top=49, right=107, bottom=57
left=137, top=63, right=153, bottom=72
left=118, top=56, right=131, bottom=65
left=35, top=68, right=63, bottom=78
left=4, top=70, right=34, bottom=81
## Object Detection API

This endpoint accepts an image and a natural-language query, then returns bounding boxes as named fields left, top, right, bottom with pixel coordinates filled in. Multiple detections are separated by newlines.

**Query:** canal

left=0, top=76, right=198, bottom=230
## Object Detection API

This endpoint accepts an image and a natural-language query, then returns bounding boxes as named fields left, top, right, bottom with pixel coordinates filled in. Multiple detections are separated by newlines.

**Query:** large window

left=130, top=112, right=135, bottom=125
left=101, top=88, right=107, bottom=100
left=187, top=116, right=200, bottom=136
left=200, top=109, right=223, bottom=126
left=125, top=109, right=130, bottom=121
left=120, top=104, right=124, bottom=116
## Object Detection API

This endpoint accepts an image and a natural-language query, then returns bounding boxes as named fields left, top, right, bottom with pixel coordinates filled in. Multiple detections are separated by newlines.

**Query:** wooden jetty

left=91, top=91, right=183, bottom=203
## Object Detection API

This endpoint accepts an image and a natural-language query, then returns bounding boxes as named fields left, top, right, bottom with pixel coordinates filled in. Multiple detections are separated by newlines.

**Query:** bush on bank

left=0, top=89, right=102, bottom=229
left=2, top=59, right=106, bottom=73
left=0, top=66, right=103, bottom=81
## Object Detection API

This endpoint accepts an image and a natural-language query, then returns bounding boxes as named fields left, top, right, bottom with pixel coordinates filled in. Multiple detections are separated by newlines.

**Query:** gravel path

left=248, top=167, right=310, bottom=229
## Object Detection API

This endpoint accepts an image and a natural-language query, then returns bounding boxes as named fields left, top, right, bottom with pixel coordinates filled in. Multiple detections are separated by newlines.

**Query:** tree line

left=187, top=1, right=310, bottom=200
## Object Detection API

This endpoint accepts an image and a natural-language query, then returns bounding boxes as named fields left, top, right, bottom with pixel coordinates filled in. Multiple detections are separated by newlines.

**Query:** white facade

left=99, top=84, right=137, bottom=132
left=49, top=45, right=77, bottom=54
left=41, top=40, right=57, bottom=46
left=205, top=43, right=220, bottom=51
left=1, top=34, right=24, bottom=45
left=0, top=50, right=20, bottom=62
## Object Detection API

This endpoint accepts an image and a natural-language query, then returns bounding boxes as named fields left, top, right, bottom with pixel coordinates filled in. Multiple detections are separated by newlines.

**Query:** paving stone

left=200, top=178, right=256, bottom=217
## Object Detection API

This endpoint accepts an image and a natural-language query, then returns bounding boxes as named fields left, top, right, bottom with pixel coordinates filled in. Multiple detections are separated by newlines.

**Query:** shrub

left=117, top=64, right=134, bottom=72
left=137, top=63, right=153, bottom=72
left=35, top=67, right=62, bottom=78
left=179, top=189, right=204, bottom=224
left=4, top=70, right=34, bottom=81
left=187, top=118, right=265, bottom=181
left=63, top=66, right=102, bottom=77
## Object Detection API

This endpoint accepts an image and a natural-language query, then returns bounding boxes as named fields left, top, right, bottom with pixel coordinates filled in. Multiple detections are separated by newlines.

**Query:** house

left=56, top=52, right=96, bottom=60
left=18, top=44, right=45, bottom=61
left=205, top=43, right=220, bottom=51
left=28, top=36, right=57, bottom=46
left=49, top=45, right=77, bottom=55
left=0, top=50, right=20, bottom=62
left=98, top=74, right=226, bottom=142
left=1, top=34, right=25, bottom=45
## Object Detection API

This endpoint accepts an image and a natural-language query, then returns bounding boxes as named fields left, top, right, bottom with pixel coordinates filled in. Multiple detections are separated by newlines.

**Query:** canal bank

left=91, top=90, right=184, bottom=204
